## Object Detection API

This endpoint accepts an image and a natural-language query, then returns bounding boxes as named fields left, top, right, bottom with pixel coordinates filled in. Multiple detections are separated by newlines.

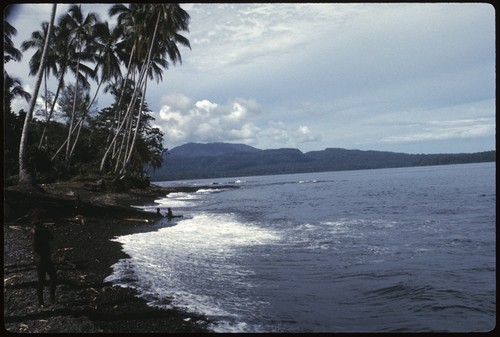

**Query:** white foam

left=154, top=196, right=196, bottom=208
left=151, top=189, right=223, bottom=208
left=167, top=192, right=199, bottom=200
left=209, top=320, right=261, bottom=333
left=106, top=213, right=280, bottom=332
left=195, top=188, right=221, bottom=194
left=322, top=220, right=350, bottom=234
left=298, top=180, right=318, bottom=184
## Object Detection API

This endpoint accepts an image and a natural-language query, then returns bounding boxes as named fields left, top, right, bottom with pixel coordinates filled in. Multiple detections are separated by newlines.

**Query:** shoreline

left=3, top=181, right=214, bottom=333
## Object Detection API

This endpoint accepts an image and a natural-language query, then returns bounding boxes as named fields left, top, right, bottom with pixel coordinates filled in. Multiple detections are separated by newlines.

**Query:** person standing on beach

left=31, top=209, right=57, bottom=307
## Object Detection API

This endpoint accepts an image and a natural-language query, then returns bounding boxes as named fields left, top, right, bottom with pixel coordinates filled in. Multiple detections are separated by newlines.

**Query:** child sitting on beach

left=156, top=208, right=163, bottom=217
left=166, top=208, right=173, bottom=218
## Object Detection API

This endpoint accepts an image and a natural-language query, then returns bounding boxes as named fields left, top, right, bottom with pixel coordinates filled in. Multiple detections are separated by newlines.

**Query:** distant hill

left=148, top=143, right=495, bottom=181
left=169, top=142, right=261, bottom=157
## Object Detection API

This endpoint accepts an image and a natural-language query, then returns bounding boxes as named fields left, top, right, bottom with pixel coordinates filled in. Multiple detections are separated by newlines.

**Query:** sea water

left=105, top=162, right=496, bottom=332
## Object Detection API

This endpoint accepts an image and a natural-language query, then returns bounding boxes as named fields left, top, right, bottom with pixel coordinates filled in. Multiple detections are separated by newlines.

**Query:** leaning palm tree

left=66, top=21, right=124, bottom=161
left=87, top=21, right=123, bottom=113
left=18, top=4, right=57, bottom=185
left=119, top=4, right=190, bottom=174
left=99, top=3, right=143, bottom=172
left=99, top=3, right=190, bottom=175
left=56, top=4, right=98, bottom=165
left=52, top=13, right=122, bottom=164
left=20, top=21, right=59, bottom=148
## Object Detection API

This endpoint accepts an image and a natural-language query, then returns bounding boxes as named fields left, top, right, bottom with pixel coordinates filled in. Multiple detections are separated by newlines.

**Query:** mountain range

left=148, top=142, right=495, bottom=181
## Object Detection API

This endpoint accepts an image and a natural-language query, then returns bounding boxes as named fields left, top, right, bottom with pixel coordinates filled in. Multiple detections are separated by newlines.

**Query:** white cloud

left=379, top=118, right=495, bottom=144
left=154, top=94, right=320, bottom=150
left=160, top=93, right=192, bottom=111
left=183, top=3, right=345, bottom=72
left=228, top=102, right=246, bottom=120
left=195, top=99, right=218, bottom=112
left=296, top=125, right=318, bottom=143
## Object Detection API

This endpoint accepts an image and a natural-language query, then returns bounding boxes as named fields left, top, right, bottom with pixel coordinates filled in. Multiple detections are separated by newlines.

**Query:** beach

left=3, top=181, right=212, bottom=333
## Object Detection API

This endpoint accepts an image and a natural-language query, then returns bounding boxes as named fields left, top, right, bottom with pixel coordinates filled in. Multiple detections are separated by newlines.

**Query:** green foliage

left=4, top=4, right=188, bottom=187
left=3, top=100, right=164, bottom=186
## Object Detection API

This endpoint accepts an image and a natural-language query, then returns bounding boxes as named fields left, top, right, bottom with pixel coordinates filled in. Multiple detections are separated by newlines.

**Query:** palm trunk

left=65, top=40, right=82, bottom=165
left=109, top=46, right=136, bottom=160
left=120, top=12, right=160, bottom=174
left=39, top=64, right=66, bottom=150
left=19, top=4, right=57, bottom=185
left=114, top=107, right=133, bottom=172
left=113, top=71, right=144, bottom=173
left=104, top=64, right=148, bottom=173
left=99, top=90, right=136, bottom=173
left=37, top=69, right=49, bottom=148
left=99, top=44, right=137, bottom=173
left=67, top=77, right=104, bottom=160
left=121, top=78, right=147, bottom=174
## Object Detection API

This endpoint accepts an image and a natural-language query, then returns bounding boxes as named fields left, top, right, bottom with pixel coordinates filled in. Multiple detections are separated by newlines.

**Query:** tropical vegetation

left=4, top=3, right=190, bottom=188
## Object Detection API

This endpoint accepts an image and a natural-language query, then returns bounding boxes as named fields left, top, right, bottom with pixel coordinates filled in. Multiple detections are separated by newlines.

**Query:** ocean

left=105, top=162, right=496, bottom=332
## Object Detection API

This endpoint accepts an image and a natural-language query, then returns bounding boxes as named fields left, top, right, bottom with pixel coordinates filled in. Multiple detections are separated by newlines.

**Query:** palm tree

left=3, top=75, right=31, bottom=123
left=66, top=21, right=123, bottom=160
left=20, top=21, right=59, bottom=148
left=3, top=8, right=23, bottom=64
left=59, top=19, right=123, bottom=163
left=120, top=4, right=190, bottom=174
left=99, top=3, right=143, bottom=172
left=88, top=21, right=123, bottom=109
left=99, top=3, right=190, bottom=175
left=4, top=6, right=30, bottom=111
left=18, top=4, right=57, bottom=185
left=56, top=5, right=98, bottom=165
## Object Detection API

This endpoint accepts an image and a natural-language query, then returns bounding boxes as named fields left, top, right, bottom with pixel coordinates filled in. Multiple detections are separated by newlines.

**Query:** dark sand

left=3, top=181, right=215, bottom=333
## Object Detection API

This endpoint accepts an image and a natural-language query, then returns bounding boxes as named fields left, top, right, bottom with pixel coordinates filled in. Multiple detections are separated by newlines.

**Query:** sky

left=5, top=3, right=496, bottom=154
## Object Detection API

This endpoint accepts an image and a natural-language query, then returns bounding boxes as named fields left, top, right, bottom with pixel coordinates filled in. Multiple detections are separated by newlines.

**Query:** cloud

left=153, top=94, right=320, bottom=150
left=183, top=3, right=345, bottom=72
left=354, top=99, right=496, bottom=146
left=5, top=3, right=494, bottom=154
left=379, top=118, right=495, bottom=144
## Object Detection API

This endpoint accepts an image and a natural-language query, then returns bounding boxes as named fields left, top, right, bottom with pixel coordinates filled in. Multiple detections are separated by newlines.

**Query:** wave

left=105, top=212, right=280, bottom=332
left=195, top=188, right=223, bottom=194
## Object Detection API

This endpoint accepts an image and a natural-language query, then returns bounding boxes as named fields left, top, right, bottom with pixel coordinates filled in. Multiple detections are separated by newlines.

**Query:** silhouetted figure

left=166, top=208, right=173, bottom=219
left=31, top=209, right=57, bottom=307
left=156, top=208, right=163, bottom=217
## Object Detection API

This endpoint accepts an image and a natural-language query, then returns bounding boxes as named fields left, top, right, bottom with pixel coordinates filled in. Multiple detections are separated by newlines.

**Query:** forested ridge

left=150, top=143, right=495, bottom=181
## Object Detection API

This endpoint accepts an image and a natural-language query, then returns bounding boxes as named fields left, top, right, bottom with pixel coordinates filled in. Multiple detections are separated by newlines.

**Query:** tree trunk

left=19, top=4, right=57, bottom=185
left=120, top=12, right=160, bottom=174
left=67, top=77, right=104, bottom=160
left=99, top=45, right=137, bottom=173
left=38, top=62, right=67, bottom=150
left=65, top=40, right=82, bottom=166
left=121, top=78, right=147, bottom=174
